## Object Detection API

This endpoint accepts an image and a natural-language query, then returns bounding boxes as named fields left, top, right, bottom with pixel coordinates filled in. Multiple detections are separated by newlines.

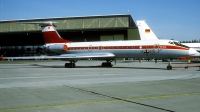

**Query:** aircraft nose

left=189, top=48, right=198, bottom=56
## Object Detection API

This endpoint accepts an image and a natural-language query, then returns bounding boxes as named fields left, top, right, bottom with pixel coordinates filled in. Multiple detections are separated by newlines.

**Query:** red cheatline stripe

left=66, top=45, right=189, bottom=51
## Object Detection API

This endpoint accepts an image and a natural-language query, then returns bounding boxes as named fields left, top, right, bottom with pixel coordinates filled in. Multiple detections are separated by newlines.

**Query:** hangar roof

left=0, top=14, right=137, bottom=33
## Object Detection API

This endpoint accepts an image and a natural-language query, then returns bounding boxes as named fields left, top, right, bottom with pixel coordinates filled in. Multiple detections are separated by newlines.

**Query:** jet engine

left=47, top=44, right=68, bottom=52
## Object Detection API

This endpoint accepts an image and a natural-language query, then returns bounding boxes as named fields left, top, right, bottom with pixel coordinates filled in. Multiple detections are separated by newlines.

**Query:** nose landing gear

left=167, top=61, right=172, bottom=70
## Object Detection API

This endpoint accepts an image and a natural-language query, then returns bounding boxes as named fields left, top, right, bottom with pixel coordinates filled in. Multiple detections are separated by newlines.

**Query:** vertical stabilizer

left=41, top=22, right=71, bottom=44
left=136, top=20, right=158, bottom=40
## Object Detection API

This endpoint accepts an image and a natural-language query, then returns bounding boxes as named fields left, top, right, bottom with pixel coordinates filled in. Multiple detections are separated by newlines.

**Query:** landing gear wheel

left=72, top=63, right=75, bottom=68
left=65, top=63, right=68, bottom=68
left=102, top=62, right=113, bottom=67
left=69, top=63, right=75, bottom=68
left=167, top=66, right=172, bottom=70
left=65, top=63, right=76, bottom=68
left=101, top=59, right=114, bottom=67
left=166, top=60, right=173, bottom=70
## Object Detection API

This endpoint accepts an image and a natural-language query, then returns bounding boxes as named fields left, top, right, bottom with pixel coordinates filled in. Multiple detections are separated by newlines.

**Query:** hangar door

left=100, top=34, right=124, bottom=41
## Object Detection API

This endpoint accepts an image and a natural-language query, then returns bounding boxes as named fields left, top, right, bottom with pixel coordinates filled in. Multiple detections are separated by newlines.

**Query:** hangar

left=0, top=14, right=140, bottom=56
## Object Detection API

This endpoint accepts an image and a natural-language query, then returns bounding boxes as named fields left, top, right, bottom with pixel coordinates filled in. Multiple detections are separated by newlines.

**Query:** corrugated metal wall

left=0, top=16, right=132, bottom=33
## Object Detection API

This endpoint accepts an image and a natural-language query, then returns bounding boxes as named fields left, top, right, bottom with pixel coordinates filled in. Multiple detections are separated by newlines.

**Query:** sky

left=0, top=0, right=200, bottom=41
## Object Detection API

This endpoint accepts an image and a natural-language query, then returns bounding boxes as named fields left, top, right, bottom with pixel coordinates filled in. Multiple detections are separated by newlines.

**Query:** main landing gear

left=65, top=60, right=77, bottom=68
left=101, top=60, right=113, bottom=67
left=64, top=60, right=114, bottom=68
left=166, top=61, right=172, bottom=70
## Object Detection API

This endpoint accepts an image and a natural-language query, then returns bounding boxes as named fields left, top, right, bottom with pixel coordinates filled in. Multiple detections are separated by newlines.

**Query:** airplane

left=136, top=20, right=200, bottom=61
left=181, top=43, right=200, bottom=53
left=177, top=43, right=200, bottom=62
left=1, top=21, right=199, bottom=70
left=137, top=20, right=200, bottom=51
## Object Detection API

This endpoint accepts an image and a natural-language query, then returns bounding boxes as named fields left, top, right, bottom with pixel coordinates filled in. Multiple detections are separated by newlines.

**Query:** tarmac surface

left=0, top=59, right=200, bottom=112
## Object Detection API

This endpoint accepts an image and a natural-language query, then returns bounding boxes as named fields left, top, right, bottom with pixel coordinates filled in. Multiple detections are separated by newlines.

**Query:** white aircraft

left=178, top=43, right=200, bottom=62
left=136, top=20, right=200, bottom=57
left=181, top=43, right=200, bottom=53
left=2, top=21, right=198, bottom=70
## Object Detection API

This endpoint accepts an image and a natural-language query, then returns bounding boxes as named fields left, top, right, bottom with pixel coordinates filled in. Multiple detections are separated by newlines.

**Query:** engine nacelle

left=47, top=44, right=68, bottom=52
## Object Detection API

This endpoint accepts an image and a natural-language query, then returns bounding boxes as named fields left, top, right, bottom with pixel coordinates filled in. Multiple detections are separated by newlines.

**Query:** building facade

left=0, top=14, right=140, bottom=56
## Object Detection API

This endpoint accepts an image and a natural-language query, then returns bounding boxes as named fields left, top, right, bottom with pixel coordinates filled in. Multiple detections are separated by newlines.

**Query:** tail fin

left=136, top=20, right=158, bottom=40
left=41, top=23, right=71, bottom=44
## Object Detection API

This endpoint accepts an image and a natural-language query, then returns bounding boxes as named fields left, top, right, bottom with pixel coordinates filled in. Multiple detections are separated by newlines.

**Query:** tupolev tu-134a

left=2, top=21, right=198, bottom=70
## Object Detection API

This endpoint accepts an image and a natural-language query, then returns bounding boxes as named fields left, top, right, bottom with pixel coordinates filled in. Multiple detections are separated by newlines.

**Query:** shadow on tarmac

left=27, top=64, right=167, bottom=70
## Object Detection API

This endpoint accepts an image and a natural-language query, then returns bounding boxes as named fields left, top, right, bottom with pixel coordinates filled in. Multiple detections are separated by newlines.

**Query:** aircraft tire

left=102, top=62, right=112, bottom=67
left=65, top=63, right=69, bottom=68
left=167, top=66, right=172, bottom=70
left=72, top=63, right=75, bottom=68
left=65, top=63, right=75, bottom=68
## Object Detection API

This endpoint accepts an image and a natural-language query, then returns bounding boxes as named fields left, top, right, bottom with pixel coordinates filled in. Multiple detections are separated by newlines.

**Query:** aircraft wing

left=2, top=53, right=115, bottom=60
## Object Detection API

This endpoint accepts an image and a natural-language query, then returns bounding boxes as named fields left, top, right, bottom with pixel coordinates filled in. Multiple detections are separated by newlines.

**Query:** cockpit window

left=179, top=43, right=190, bottom=48
left=169, top=41, right=174, bottom=45
left=169, top=41, right=190, bottom=48
left=174, top=42, right=180, bottom=45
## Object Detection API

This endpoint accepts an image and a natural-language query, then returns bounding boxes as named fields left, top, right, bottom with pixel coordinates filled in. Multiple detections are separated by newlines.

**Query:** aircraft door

left=153, top=44, right=162, bottom=53
left=88, top=45, right=92, bottom=52
left=99, top=46, right=102, bottom=50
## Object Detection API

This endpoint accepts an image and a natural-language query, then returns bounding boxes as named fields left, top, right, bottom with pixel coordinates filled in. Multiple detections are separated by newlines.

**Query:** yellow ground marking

left=0, top=92, right=200, bottom=112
